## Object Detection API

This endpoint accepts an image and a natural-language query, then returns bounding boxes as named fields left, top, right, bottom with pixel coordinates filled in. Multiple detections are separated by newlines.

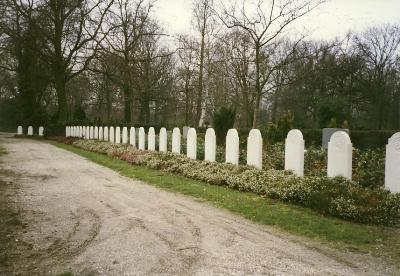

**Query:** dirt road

left=0, top=133, right=397, bottom=275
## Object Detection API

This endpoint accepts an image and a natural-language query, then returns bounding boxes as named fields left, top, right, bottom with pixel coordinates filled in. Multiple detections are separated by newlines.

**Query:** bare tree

left=101, top=0, right=157, bottom=123
left=219, top=0, right=326, bottom=127
left=354, top=25, right=400, bottom=129
left=193, top=0, right=215, bottom=126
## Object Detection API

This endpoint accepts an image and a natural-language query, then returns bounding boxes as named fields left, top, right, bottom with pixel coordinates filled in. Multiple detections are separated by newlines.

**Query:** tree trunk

left=252, top=42, right=261, bottom=129
left=195, top=14, right=206, bottom=126
left=55, top=74, right=68, bottom=123
left=123, top=84, right=131, bottom=123
left=252, top=93, right=261, bottom=129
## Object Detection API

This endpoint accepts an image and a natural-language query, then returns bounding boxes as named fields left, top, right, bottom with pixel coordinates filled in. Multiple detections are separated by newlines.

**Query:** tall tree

left=220, top=0, right=326, bottom=128
left=35, top=0, right=114, bottom=122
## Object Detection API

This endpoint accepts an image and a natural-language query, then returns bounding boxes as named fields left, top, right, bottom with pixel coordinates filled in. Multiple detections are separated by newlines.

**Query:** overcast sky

left=153, top=0, right=400, bottom=40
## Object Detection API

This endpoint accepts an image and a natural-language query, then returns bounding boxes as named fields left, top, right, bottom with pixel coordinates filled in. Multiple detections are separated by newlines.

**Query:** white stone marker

left=159, top=127, right=167, bottom=152
left=284, top=129, right=304, bottom=176
left=385, top=132, right=400, bottom=193
left=328, top=131, right=352, bottom=180
left=98, top=127, right=103, bottom=140
left=247, top=129, right=263, bottom=169
left=28, top=126, right=33, bottom=136
left=109, top=126, right=115, bottom=143
left=148, top=127, right=156, bottom=151
left=94, top=126, right=98, bottom=139
left=130, top=127, right=136, bottom=147
left=115, top=127, right=121, bottom=144
left=104, top=127, right=109, bottom=141
left=17, top=126, right=23, bottom=135
left=38, top=126, right=44, bottom=136
left=226, top=129, right=239, bottom=165
left=122, top=127, right=128, bottom=144
left=204, top=128, right=216, bottom=162
left=172, top=127, right=181, bottom=154
left=187, top=128, right=197, bottom=159
left=138, top=127, right=145, bottom=150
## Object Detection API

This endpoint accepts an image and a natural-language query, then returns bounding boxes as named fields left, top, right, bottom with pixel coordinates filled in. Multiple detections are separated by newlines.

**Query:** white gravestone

left=204, top=128, right=216, bottom=162
left=28, top=126, right=33, bottom=136
left=385, top=132, right=400, bottom=193
left=159, top=128, right=167, bottom=152
left=247, top=129, right=263, bottom=169
left=94, top=126, right=98, bottom=139
left=98, top=127, right=103, bottom=140
left=109, top=126, right=115, bottom=143
left=148, top=127, right=156, bottom=151
left=38, top=126, right=44, bottom=136
left=328, top=131, right=352, bottom=180
left=183, top=126, right=190, bottom=138
left=187, top=128, right=197, bottom=159
left=130, top=127, right=136, bottom=147
left=284, top=129, right=304, bottom=177
left=226, top=129, right=239, bottom=165
left=115, top=127, right=121, bottom=144
left=104, top=127, right=109, bottom=141
left=122, top=127, right=128, bottom=144
left=138, top=127, right=146, bottom=150
left=172, top=128, right=181, bottom=154
left=17, top=126, right=23, bottom=135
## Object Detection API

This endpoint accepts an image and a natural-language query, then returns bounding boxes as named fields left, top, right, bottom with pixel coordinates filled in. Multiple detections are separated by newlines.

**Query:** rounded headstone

left=130, top=127, right=136, bottom=147
left=204, top=128, right=216, bottom=162
left=159, top=128, right=167, bottom=152
left=138, top=127, right=146, bottom=150
left=284, top=129, right=304, bottom=176
left=385, top=132, right=400, bottom=193
left=38, top=126, right=44, bottom=136
left=122, top=127, right=128, bottom=144
left=109, top=126, right=115, bottom=143
left=226, top=129, right=239, bottom=165
left=328, top=131, right=352, bottom=180
left=247, top=129, right=263, bottom=169
left=115, top=127, right=121, bottom=144
left=187, top=128, right=197, bottom=159
left=148, top=127, right=156, bottom=151
left=103, top=127, right=109, bottom=141
left=172, top=128, right=181, bottom=154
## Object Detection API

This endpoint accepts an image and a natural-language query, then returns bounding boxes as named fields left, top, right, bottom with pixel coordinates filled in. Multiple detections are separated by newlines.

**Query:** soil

left=0, top=132, right=398, bottom=275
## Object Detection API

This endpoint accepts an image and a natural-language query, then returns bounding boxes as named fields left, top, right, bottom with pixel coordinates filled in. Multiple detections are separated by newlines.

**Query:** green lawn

left=52, top=141, right=400, bottom=262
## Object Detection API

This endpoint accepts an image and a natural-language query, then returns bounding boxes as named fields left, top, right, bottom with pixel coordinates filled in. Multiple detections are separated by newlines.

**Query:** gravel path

left=0, top=133, right=397, bottom=275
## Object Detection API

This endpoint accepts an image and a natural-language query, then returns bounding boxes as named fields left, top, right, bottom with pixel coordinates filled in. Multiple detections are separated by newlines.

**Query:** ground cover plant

left=65, top=139, right=400, bottom=226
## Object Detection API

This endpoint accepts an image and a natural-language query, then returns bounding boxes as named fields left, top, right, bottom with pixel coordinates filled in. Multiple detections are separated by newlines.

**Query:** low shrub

left=71, top=139, right=400, bottom=226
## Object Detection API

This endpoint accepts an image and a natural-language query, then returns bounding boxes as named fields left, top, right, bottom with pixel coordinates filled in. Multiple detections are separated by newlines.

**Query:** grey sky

left=153, top=0, right=400, bottom=40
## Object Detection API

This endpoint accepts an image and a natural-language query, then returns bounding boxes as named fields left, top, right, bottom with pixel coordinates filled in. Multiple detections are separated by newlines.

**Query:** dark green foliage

left=213, top=106, right=236, bottom=144
left=266, top=111, right=294, bottom=143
